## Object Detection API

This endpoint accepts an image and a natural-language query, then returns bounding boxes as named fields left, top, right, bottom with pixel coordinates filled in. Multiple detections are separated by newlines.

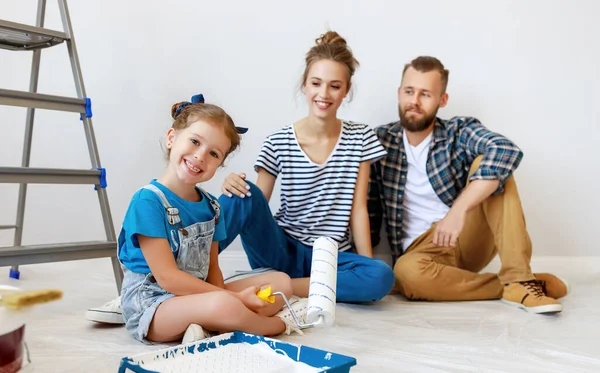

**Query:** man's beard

left=398, top=104, right=438, bottom=132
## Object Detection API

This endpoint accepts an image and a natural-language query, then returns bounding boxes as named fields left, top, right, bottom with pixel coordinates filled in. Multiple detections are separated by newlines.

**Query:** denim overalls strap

left=198, top=187, right=221, bottom=224
left=141, top=184, right=217, bottom=280
left=142, top=184, right=220, bottom=224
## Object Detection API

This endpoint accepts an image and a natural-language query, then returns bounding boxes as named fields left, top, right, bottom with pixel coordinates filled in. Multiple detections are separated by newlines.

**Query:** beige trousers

left=394, top=156, right=534, bottom=301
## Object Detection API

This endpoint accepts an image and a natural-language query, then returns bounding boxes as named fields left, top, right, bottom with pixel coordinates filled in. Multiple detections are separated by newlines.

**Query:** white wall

left=0, top=0, right=598, bottom=259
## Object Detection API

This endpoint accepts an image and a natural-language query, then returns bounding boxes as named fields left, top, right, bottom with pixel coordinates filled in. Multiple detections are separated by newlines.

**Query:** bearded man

left=368, top=56, right=568, bottom=314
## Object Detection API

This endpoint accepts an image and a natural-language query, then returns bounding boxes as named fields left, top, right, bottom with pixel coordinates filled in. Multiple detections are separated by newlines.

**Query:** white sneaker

left=182, top=323, right=211, bottom=344
left=85, top=296, right=124, bottom=324
left=275, top=297, right=308, bottom=336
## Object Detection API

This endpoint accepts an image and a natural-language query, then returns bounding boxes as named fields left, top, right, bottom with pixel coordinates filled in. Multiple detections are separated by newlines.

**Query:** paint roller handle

left=272, top=291, right=320, bottom=329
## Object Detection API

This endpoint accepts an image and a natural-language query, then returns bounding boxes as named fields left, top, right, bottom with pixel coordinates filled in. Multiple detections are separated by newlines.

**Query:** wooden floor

left=2, top=254, right=599, bottom=373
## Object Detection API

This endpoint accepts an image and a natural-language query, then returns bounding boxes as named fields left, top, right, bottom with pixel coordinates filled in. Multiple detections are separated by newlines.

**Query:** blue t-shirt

left=117, top=180, right=226, bottom=273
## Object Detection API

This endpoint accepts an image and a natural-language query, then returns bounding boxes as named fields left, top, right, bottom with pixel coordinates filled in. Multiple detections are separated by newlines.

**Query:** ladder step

left=0, top=19, right=67, bottom=51
left=0, top=167, right=102, bottom=185
left=0, top=225, right=17, bottom=230
left=0, top=241, right=117, bottom=266
left=0, top=88, right=86, bottom=113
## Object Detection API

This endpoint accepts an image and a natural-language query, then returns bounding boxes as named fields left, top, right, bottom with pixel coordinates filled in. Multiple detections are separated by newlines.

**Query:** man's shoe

left=502, top=280, right=563, bottom=314
left=534, top=273, right=570, bottom=299
left=182, top=323, right=212, bottom=344
left=85, top=296, right=124, bottom=324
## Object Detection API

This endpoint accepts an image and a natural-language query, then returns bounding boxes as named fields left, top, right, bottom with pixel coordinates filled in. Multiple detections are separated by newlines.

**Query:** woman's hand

left=222, top=172, right=252, bottom=198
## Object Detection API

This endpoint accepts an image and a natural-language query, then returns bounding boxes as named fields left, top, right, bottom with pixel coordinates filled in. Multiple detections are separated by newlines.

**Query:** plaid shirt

left=368, top=116, right=524, bottom=262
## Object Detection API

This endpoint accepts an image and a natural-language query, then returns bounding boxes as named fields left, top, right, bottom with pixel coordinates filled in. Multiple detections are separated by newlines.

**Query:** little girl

left=118, top=95, right=299, bottom=344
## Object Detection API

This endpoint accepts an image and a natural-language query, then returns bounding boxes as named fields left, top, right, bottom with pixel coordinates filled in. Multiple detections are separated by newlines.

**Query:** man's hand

left=432, top=179, right=500, bottom=247
left=433, top=208, right=467, bottom=247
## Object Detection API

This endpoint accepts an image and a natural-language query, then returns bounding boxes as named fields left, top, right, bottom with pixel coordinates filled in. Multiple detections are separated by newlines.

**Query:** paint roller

left=271, top=236, right=338, bottom=330
left=0, top=289, right=63, bottom=310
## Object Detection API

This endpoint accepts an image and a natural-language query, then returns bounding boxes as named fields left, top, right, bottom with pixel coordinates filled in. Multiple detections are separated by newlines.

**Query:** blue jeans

left=218, top=182, right=394, bottom=303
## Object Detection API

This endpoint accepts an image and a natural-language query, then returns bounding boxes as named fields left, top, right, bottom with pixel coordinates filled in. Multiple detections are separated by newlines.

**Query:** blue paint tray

left=118, top=331, right=357, bottom=373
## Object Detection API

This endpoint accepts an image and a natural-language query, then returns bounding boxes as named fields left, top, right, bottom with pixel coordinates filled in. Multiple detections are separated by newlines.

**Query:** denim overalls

left=119, top=184, right=220, bottom=343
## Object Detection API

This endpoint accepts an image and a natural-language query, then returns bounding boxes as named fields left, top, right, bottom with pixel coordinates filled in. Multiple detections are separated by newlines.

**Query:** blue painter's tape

left=80, top=97, right=92, bottom=120
left=94, top=167, right=107, bottom=190
left=9, top=268, right=20, bottom=279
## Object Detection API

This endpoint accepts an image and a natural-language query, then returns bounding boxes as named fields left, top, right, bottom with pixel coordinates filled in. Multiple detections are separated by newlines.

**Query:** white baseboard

left=219, top=249, right=251, bottom=276
left=219, top=249, right=248, bottom=260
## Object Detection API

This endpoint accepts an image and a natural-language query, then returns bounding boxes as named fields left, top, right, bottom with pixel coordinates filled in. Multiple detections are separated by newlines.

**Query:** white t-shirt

left=255, top=121, right=387, bottom=251
left=401, top=130, right=450, bottom=252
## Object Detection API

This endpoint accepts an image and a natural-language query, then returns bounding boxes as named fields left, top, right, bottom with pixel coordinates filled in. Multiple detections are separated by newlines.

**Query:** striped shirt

left=255, top=121, right=387, bottom=252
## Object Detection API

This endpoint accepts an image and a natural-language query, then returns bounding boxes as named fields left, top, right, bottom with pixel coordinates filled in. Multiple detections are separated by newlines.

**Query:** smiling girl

left=117, top=95, right=299, bottom=344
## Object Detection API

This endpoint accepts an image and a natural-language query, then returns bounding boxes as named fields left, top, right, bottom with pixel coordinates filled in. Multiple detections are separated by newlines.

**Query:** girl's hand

left=222, top=172, right=252, bottom=198
left=236, top=285, right=268, bottom=312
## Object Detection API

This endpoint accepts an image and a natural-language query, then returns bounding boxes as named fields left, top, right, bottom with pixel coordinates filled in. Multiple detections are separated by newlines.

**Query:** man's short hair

left=402, top=56, right=450, bottom=94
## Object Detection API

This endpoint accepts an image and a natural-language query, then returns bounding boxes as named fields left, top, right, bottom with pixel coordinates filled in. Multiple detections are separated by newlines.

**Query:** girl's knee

left=261, top=272, right=293, bottom=299
left=272, top=271, right=293, bottom=290
left=205, top=291, right=243, bottom=318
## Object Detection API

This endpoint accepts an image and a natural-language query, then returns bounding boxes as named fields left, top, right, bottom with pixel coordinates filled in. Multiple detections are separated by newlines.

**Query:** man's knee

left=393, top=254, right=432, bottom=300
left=394, top=254, right=424, bottom=282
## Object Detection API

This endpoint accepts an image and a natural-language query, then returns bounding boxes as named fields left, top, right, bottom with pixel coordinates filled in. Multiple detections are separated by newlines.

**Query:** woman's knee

left=225, top=180, right=263, bottom=200
left=245, top=180, right=261, bottom=195
left=369, top=260, right=395, bottom=300
left=346, top=259, right=394, bottom=302
left=218, top=180, right=268, bottom=216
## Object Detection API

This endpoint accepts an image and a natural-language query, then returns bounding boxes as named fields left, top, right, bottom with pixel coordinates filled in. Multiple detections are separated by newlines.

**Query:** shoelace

left=538, top=280, right=548, bottom=294
left=283, top=305, right=308, bottom=323
left=276, top=302, right=308, bottom=335
left=521, top=280, right=545, bottom=298
left=277, top=312, right=305, bottom=335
